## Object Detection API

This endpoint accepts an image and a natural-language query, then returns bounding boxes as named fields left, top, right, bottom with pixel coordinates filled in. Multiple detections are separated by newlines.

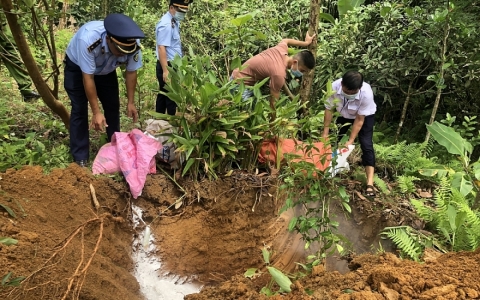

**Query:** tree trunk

left=299, top=0, right=321, bottom=116
left=395, top=80, right=413, bottom=143
left=1, top=0, right=70, bottom=129
left=425, top=10, right=450, bottom=144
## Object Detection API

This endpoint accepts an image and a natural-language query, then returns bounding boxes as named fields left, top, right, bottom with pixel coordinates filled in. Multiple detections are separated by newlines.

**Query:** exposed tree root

left=7, top=213, right=120, bottom=300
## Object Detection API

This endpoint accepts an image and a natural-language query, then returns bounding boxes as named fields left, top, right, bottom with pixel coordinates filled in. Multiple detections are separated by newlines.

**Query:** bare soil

left=1, top=165, right=479, bottom=300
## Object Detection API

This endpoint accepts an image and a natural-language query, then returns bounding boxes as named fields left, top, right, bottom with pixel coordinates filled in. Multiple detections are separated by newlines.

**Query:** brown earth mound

left=0, top=165, right=141, bottom=300
left=186, top=249, right=480, bottom=300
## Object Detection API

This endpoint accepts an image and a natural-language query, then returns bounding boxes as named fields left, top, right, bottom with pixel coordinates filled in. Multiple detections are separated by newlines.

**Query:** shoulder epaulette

left=87, top=38, right=102, bottom=53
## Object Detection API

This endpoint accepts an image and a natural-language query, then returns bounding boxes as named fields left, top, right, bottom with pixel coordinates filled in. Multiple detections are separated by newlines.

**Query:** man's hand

left=305, top=32, right=316, bottom=45
left=90, top=112, right=107, bottom=131
left=162, top=69, right=169, bottom=82
left=127, top=103, right=138, bottom=123
left=344, top=139, right=354, bottom=149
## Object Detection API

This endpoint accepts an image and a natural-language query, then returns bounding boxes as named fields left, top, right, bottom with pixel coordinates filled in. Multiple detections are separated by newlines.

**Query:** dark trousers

left=64, top=55, right=120, bottom=161
left=155, top=60, right=176, bottom=115
left=336, top=115, right=376, bottom=167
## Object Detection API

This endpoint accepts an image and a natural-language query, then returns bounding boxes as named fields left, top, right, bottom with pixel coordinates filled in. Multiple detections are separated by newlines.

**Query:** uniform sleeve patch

left=133, top=52, right=139, bottom=62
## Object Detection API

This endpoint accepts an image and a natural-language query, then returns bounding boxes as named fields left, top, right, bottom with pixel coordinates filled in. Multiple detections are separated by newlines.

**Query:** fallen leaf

left=419, top=191, right=433, bottom=198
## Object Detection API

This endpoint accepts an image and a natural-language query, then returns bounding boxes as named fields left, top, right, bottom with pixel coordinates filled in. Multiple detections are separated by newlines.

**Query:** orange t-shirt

left=232, top=42, right=288, bottom=93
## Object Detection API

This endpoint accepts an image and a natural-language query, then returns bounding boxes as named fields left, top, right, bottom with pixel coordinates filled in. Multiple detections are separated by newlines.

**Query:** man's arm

left=125, top=70, right=138, bottom=122
left=158, top=45, right=169, bottom=81
left=82, top=73, right=107, bottom=130
left=346, top=115, right=365, bottom=145
left=281, top=32, right=315, bottom=48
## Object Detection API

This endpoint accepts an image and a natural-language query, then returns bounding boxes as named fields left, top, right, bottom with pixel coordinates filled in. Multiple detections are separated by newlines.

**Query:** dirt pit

left=1, top=165, right=479, bottom=300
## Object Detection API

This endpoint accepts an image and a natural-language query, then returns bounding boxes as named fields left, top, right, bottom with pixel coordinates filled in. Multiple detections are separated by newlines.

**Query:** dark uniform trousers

left=336, top=115, right=376, bottom=167
left=64, top=55, right=120, bottom=161
left=155, top=60, right=176, bottom=115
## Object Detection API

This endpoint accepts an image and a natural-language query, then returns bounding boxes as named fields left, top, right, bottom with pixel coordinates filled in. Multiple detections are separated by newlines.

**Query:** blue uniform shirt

left=66, top=21, right=143, bottom=75
left=155, top=12, right=182, bottom=61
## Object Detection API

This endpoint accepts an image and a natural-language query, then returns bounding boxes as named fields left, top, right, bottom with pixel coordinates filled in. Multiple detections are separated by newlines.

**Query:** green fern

left=411, top=178, right=480, bottom=251
left=423, top=139, right=435, bottom=157
left=397, top=175, right=419, bottom=194
left=375, top=142, right=437, bottom=177
left=454, top=194, right=480, bottom=250
left=373, top=175, right=390, bottom=195
left=411, top=199, right=435, bottom=222
left=381, top=226, right=422, bottom=261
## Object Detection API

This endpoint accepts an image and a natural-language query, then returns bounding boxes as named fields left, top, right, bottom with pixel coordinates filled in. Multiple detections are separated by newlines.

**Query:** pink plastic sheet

left=92, top=129, right=162, bottom=198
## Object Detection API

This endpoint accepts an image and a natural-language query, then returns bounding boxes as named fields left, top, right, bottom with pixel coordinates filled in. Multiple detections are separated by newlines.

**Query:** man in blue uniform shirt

left=155, top=0, right=193, bottom=115
left=64, top=13, right=145, bottom=167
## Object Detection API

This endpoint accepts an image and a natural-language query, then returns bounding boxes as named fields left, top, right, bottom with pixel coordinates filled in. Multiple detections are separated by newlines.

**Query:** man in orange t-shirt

left=231, top=32, right=315, bottom=115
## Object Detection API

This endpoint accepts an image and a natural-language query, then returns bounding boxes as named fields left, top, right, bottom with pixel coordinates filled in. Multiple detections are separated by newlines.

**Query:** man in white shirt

left=322, top=71, right=377, bottom=197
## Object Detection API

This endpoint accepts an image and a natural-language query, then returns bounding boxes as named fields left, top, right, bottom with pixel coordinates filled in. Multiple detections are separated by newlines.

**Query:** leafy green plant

left=0, top=132, right=70, bottom=172
left=214, top=11, right=267, bottom=72
left=0, top=96, right=71, bottom=173
left=151, top=54, right=267, bottom=179
left=0, top=238, right=24, bottom=289
left=313, top=1, right=480, bottom=143
left=244, top=247, right=293, bottom=296
left=411, top=178, right=480, bottom=251
left=381, top=226, right=425, bottom=262
left=0, top=237, right=18, bottom=246
left=373, top=174, right=390, bottom=195
left=374, top=141, right=437, bottom=178
left=397, top=175, right=420, bottom=194
left=440, top=113, right=480, bottom=158
left=0, top=203, right=15, bottom=218
left=421, top=122, right=480, bottom=199
left=383, top=122, right=480, bottom=254
left=151, top=51, right=302, bottom=179
left=1, top=272, right=25, bottom=289
left=279, top=87, right=350, bottom=268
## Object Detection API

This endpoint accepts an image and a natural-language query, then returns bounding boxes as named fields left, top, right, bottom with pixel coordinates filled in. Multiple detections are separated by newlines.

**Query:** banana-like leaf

left=452, top=172, right=473, bottom=196
left=319, top=13, right=335, bottom=23
left=427, top=122, right=472, bottom=156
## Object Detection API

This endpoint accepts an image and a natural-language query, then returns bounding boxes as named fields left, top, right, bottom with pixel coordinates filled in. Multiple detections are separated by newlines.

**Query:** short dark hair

left=342, top=71, right=363, bottom=90
left=295, top=50, right=315, bottom=70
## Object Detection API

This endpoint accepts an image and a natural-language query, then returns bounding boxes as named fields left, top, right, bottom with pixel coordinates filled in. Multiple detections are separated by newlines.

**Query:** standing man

left=231, top=32, right=316, bottom=116
left=64, top=13, right=145, bottom=167
left=0, top=22, right=40, bottom=101
left=322, top=71, right=377, bottom=197
left=155, top=0, right=193, bottom=116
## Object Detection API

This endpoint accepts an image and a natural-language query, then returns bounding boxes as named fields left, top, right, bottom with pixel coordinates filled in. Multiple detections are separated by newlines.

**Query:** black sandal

left=365, top=185, right=376, bottom=197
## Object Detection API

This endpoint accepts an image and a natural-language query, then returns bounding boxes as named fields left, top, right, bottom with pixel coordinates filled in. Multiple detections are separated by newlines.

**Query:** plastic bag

left=328, top=145, right=355, bottom=177
left=92, top=129, right=162, bottom=198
